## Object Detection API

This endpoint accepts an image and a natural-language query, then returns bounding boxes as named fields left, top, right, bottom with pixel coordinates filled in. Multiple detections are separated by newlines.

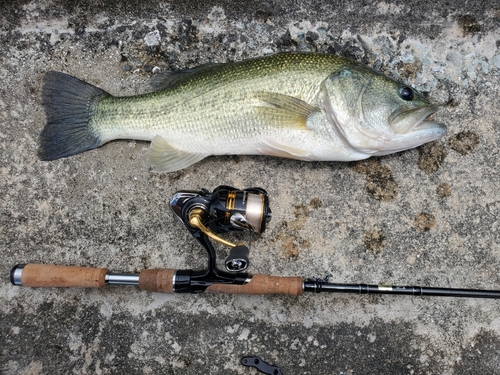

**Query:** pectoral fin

left=257, top=139, right=312, bottom=160
left=149, top=135, right=209, bottom=173
left=254, top=92, right=320, bottom=130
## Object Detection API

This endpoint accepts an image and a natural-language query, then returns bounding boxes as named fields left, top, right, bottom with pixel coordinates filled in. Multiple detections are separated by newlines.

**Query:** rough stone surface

left=1, top=1, right=500, bottom=374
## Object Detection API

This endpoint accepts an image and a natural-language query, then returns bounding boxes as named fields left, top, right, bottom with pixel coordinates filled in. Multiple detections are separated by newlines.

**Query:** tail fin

left=38, top=71, right=110, bottom=160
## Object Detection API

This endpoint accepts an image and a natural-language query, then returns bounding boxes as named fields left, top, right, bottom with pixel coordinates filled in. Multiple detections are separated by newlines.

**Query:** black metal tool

left=241, top=356, right=282, bottom=375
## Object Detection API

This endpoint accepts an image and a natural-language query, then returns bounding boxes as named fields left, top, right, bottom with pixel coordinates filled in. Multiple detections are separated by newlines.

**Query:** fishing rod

left=10, top=185, right=500, bottom=299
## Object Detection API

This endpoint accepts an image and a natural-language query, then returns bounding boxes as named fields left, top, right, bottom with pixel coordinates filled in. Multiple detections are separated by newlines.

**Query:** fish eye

left=398, top=86, right=414, bottom=101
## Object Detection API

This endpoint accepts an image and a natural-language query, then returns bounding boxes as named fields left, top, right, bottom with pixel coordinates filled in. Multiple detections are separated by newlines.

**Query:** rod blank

left=303, top=281, right=500, bottom=299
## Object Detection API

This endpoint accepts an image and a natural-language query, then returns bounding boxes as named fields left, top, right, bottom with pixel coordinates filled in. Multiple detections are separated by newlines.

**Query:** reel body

left=169, top=186, right=272, bottom=292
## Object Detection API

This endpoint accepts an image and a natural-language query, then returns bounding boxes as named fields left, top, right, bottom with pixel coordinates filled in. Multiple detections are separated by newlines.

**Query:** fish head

left=321, top=66, right=446, bottom=156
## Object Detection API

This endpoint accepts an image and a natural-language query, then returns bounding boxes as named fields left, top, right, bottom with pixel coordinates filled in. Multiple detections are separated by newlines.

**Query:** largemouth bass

left=39, top=52, right=446, bottom=172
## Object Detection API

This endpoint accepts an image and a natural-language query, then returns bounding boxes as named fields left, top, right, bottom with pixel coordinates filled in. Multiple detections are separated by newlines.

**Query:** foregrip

left=206, top=274, right=304, bottom=295
left=138, top=269, right=176, bottom=293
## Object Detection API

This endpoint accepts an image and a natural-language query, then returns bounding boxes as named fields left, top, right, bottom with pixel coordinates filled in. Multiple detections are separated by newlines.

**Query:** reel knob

left=224, top=244, right=250, bottom=272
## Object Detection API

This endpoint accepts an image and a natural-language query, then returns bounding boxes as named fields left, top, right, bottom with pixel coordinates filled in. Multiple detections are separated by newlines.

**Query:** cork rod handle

left=206, top=274, right=304, bottom=295
left=11, top=265, right=304, bottom=296
left=12, top=264, right=108, bottom=288
left=138, top=269, right=176, bottom=293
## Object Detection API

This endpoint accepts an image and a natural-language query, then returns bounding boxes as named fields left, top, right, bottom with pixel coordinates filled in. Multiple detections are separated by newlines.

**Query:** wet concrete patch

left=396, top=58, right=423, bottom=80
left=436, top=183, right=451, bottom=198
left=349, top=159, right=399, bottom=201
left=289, top=203, right=310, bottom=230
left=309, top=197, right=322, bottom=209
left=456, top=14, right=482, bottom=37
left=418, top=142, right=447, bottom=174
left=414, top=212, right=436, bottom=231
left=363, top=228, right=386, bottom=254
left=277, top=204, right=312, bottom=260
left=278, top=232, right=310, bottom=260
left=449, top=131, right=480, bottom=155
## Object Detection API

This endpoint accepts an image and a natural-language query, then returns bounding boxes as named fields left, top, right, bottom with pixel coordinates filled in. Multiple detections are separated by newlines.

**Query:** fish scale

left=94, top=54, right=344, bottom=138
left=39, top=52, right=446, bottom=172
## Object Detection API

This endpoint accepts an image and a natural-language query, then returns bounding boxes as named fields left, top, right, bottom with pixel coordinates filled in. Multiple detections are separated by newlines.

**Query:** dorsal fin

left=150, top=63, right=224, bottom=91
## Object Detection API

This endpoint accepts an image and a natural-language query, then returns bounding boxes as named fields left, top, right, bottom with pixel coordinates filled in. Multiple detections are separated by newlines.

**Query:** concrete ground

left=1, top=1, right=500, bottom=374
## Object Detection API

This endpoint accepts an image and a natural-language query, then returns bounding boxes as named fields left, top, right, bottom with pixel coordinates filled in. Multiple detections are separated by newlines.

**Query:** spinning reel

left=169, top=186, right=271, bottom=292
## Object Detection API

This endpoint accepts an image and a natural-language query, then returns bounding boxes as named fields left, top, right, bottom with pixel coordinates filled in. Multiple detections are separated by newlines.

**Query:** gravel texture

left=1, top=1, right=500, bottom=374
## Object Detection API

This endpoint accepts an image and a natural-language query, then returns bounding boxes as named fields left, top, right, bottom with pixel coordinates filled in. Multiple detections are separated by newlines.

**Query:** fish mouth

left=367, top=104, right=447, bottom=156
left=389, top=105, right=444, bottom=135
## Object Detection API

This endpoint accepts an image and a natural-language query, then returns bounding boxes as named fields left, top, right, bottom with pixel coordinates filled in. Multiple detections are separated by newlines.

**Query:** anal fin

left=149, top=135, right=209, bottom=173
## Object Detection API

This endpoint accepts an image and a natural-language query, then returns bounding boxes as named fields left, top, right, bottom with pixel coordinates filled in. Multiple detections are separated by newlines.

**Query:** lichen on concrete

left=1, top=1, right=500, bottom=374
